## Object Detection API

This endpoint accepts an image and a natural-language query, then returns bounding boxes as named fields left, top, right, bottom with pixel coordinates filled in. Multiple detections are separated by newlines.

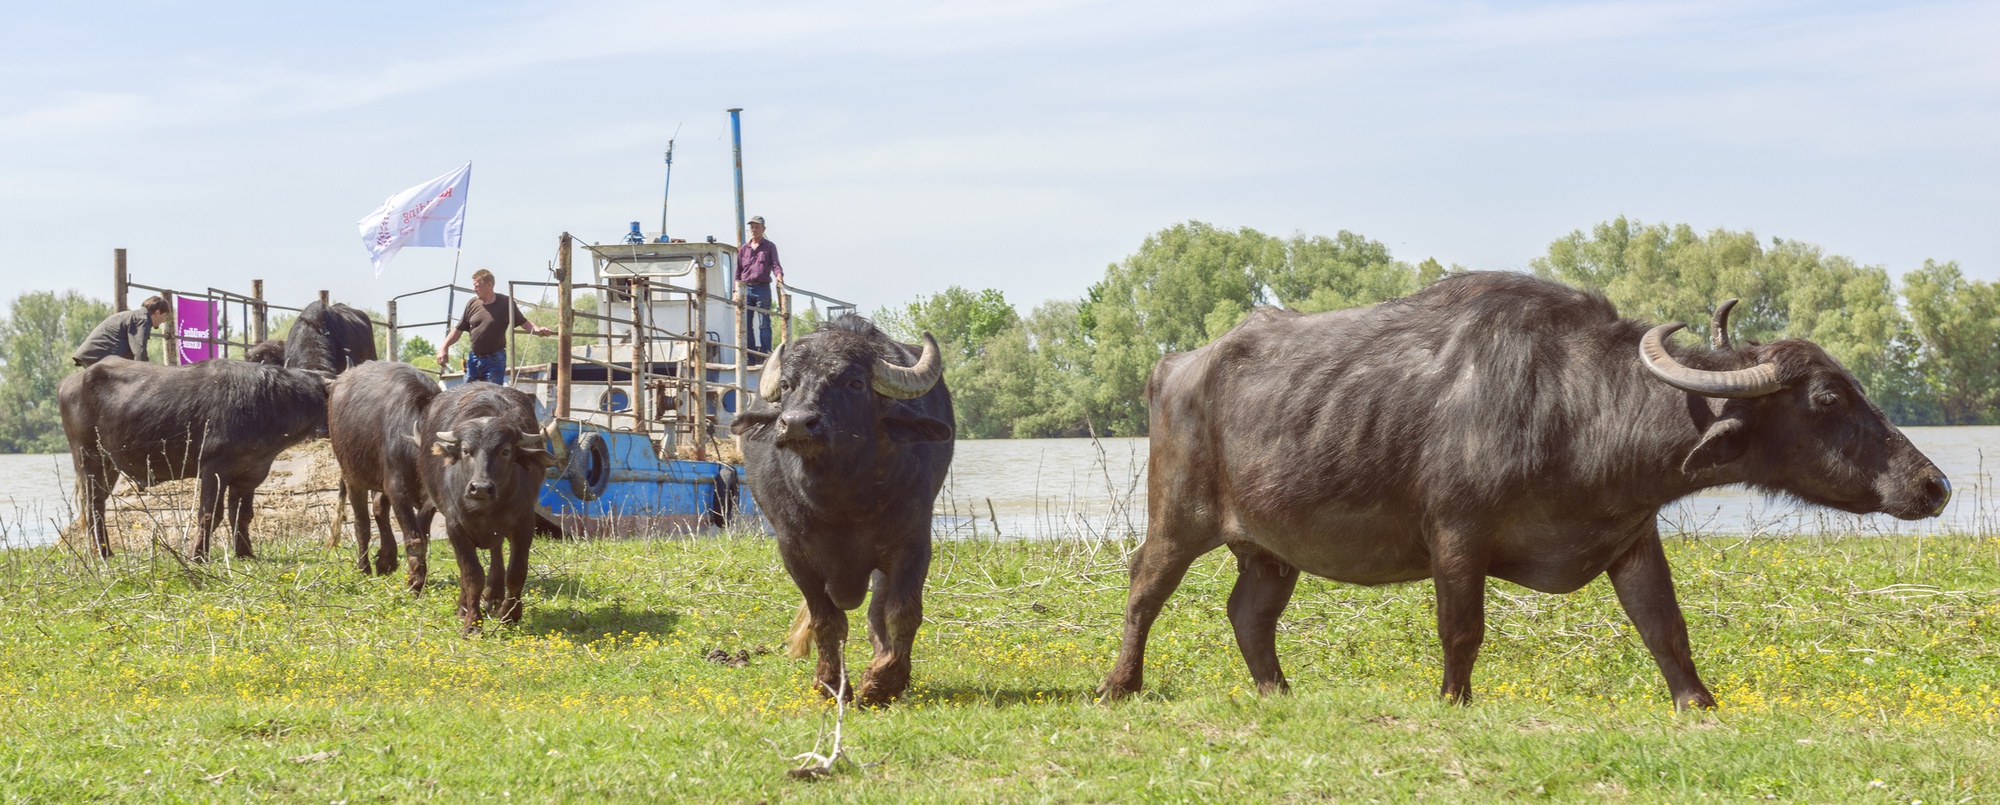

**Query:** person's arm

left=511, top=301, right=552, bottom=337
left=436, top=305, right=472, bottom=366
left=132, top=313, right=151, bottom=363
left=770, top=243, right=783, bottom=283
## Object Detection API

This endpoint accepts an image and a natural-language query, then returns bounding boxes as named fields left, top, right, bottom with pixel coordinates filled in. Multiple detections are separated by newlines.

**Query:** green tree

left=1076, top=222, right=1418, bottom=435
left=877, top=287, right=1021, bottom=438
left=0, top=291, right=112, bottom=452
left=1898, top=260, right=2000, bottom=425
left=1532, top=218, right=1905, bottom=414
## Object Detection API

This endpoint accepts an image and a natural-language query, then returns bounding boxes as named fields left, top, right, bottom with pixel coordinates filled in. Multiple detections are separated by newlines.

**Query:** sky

left=1, top=0, right=1995, bottom=336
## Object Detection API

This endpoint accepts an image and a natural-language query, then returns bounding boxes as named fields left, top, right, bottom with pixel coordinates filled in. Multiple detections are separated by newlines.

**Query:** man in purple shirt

left=736, top=215, right=783, bottom=364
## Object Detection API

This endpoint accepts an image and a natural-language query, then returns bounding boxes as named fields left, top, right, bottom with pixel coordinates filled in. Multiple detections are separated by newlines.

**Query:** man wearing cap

left=736, top=215, right=783, bottom=364
left=72, top=295, right=171, bottom=366
left=435, top=269, right=553, bottom=384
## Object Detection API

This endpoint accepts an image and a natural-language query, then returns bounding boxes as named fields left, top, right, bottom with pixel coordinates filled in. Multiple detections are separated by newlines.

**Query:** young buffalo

left=417, top=383, right=555, bottom=634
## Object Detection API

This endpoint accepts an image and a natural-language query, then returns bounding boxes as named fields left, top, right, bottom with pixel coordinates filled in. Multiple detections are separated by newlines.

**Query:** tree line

left=1, top=218, right=1992, bottom=451
left=877, top=218, right=1998, bottom=438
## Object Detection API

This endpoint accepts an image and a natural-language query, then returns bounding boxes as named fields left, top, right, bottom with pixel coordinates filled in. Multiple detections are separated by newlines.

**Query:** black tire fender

left=566, top=430, right=610, bottom=502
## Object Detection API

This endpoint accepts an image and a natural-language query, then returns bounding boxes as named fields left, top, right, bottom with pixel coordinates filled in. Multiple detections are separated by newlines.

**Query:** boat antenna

left=656, top=123, right=681, bottom=243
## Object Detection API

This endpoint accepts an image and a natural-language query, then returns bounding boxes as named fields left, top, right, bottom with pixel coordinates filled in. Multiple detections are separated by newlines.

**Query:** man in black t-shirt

left=436, top=269, right=552, bottom=384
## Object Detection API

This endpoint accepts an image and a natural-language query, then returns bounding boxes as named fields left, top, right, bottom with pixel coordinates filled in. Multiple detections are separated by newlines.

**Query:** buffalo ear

left=430, top=442, right=460, bottom=463
left=730, top=406, right=778, bottom=435
left=1682, top=416, right=1749, bottom=474
left=519, top=448, right=558, bottom=471
left=883, top=405, right=954, bottom=443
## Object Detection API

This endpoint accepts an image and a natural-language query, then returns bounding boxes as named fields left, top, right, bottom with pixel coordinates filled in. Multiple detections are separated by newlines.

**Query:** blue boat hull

left=537, top=422, right=759, bottom=538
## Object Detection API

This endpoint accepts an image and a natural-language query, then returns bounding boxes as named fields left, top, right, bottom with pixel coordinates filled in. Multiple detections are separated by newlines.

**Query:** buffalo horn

left=435, top=431, right=460, bottom=445
left=1639, top=323, right=1782, bottom=398
left=1710, top=298, right=1739, bottom=349
left=872, top=333, right=943, bottom=400
left=758, top=341, right=786, bottom=402
left=516, top=431, right=543, bottom=449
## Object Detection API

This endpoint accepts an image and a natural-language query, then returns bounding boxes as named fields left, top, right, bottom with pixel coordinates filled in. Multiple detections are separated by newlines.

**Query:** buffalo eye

left=847, top=377, right=865, bottom=391
left=1812, top=390, right=1839, bottom=408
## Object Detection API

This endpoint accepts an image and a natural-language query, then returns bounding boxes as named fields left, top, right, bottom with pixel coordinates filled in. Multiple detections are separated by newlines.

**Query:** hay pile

left=63, top=439, right=349, bottom=556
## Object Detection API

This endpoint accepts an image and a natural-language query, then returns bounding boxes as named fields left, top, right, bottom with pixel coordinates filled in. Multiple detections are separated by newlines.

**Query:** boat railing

left=503, top=232, right=857, bottom=460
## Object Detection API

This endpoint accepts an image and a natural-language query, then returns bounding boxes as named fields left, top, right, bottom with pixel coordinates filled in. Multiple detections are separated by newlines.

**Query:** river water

left=5, top=426, right=1995, bottom=548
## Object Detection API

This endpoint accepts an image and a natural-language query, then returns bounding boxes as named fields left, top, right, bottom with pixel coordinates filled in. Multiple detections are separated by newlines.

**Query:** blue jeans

left=465, top=350, right=507, bottom=384
left=744, top=283, right=774, bottom=360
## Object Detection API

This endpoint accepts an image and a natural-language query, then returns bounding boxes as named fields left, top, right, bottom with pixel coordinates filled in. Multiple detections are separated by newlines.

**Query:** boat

left=452, top=110, right=856, bottom=538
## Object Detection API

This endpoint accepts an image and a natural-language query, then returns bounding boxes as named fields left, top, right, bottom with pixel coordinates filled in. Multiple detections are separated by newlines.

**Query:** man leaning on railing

left=737, top=215, right=782, bottom=366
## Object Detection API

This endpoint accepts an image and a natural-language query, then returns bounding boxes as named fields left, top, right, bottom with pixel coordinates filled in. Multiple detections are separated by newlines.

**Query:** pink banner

left=176, top=298, right=217, bottom=364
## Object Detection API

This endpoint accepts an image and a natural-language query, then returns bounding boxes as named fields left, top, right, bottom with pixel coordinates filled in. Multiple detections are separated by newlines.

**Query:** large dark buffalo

left=59, top=357, right=331, bottom=559
left=417, top=382, right=554, bottom=634
left=328, top=361, right=440, bottom=589
left=730, top=315, right=953, bottom=705
left=1102, top=272, right=1950, bottom=710
left=286, top=301, right=376, bottom=375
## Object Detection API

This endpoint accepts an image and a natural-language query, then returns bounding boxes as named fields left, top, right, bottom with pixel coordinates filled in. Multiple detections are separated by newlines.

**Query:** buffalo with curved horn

left=1102, top=272, right=1950, bottom=710
left=732, top=314, right=954, bottom=705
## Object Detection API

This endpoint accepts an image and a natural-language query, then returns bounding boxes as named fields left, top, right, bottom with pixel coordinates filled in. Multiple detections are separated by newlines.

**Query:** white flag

left=357, top=162, right=471, bottom=276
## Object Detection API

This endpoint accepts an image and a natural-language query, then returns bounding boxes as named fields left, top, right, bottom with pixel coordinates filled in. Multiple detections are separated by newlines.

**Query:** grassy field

left=1, top=530, right=1996, bottom=803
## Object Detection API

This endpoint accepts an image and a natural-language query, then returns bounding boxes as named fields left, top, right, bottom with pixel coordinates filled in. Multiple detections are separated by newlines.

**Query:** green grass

left=1, top=531, right=1996, bottom=802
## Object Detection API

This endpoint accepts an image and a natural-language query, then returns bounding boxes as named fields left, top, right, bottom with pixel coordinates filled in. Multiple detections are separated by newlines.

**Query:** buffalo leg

left=482, top=545, right=507, bottom=617
left=1099, top=523, right=1219, bottom=700
left=780, top=552, right=853, bottom=699
left=402, top=505, right=435, bottom=595
left=1607, top=529, right=1716, bottom=710
left=859, top=547, right=931, bottom=705
left=1431, top=526, right=1489, bottom=704
left=227, top=483, right=256, bottom=559
left=498, top=531, right=531, bottom=625
left=347, top=483, right=374, bottom=574
left=448, top=532, right=486, bottom=635
left=1226, top=542, right=1300, bottom=695
left=370, top=493, right=398, bottom=575
left=191, top=474, right=223, bottom=562
left=73, top=451, right=114, bottom=559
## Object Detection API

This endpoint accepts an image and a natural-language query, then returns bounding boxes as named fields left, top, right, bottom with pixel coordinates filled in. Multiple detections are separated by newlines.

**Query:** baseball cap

left=748, top=215, right=766, bottom=225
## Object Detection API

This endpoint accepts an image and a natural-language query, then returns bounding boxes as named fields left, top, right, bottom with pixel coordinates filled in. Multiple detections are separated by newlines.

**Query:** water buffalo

left=328, top=361, right=440, bottom=589
left=730, top=315, right=953, bottom=705
left=286, top=300, right=376, bottom=375
left=59, top=357, right=332, bottom=559
left=245, top=338, right=285, bottom=366
left=417, top=382, right=554, bottom=634
left=1101, top=272, right=1950, bottom=710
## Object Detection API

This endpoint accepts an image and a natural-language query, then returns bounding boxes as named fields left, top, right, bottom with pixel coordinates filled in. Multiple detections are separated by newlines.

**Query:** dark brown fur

left=1101, top=272, right=1950, bottom=709
left=58, top=357, right=330, bottom=560
left=328, top=361, right=440, bottom=590
left=416, top=383, right=554, bottom=635
left=729, top=315, right=954, bottom=704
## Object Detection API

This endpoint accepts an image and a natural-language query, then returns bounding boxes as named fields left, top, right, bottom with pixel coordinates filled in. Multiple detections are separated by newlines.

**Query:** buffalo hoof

left=1675, top=690, right=1717, bottom=711
left=1095, top=675, right=1142, bottom=703
left=373, top=554, right=399, bottom=576
left=855, top=681, right=905, bottom=707
left=813, top=676, right=854, bottom=702
left=405, top=573, right=427, bottom=597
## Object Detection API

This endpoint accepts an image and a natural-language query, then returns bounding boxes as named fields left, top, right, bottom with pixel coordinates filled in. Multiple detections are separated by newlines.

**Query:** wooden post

left=556, top=233, right=573, bottom=419
left=113, top=249, right=128, bottom=312
left=251, top=279, right=267, bottom=343
left=386, top=301, right=399, bottom=364
left=318, top=289, right=330, bottom=308
left=691, top=251, right=709, bottom=461
left=734, top=272, right=747, bottom=403
left=162, top=291, right=177, bottom=366
left=629, top=277, right=648, bottom=431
